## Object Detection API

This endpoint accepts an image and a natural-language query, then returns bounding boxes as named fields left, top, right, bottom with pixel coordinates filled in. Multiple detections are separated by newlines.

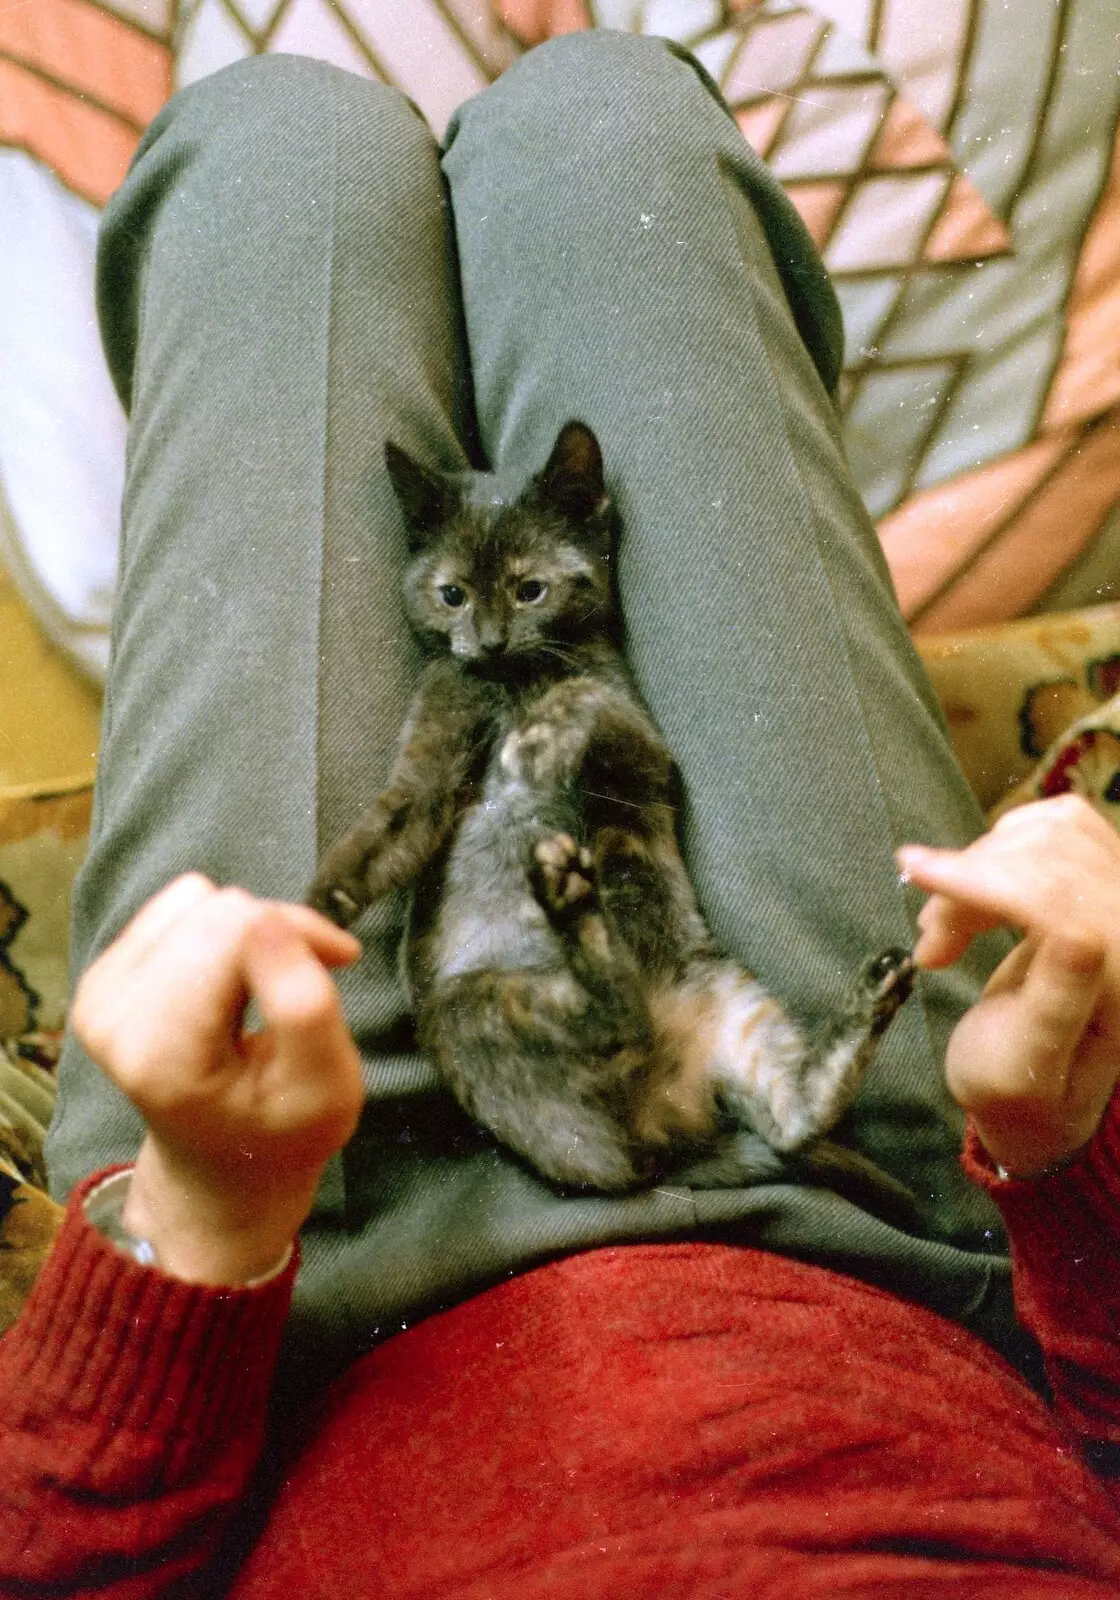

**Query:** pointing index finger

left=258, top=902, right=363, bottom=967
left=897, top=843, right=1024, bottom=969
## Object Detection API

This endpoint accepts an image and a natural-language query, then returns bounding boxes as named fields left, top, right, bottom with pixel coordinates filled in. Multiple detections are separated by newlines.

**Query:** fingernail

left=895, top=845, right=925, bottom=883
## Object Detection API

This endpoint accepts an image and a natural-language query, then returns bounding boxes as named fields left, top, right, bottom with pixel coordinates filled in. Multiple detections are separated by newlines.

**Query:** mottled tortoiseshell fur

left=308, top=423, right=915, bottom=1202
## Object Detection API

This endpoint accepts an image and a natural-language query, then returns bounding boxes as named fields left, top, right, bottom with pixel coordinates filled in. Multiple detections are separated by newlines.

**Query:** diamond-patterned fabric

left=2, top=0, right=1120, bottom=632
left=587, top=0, right=1120, bottom=630
left=174, top=0, right=508, bottom=134
left=0, top=0, right=168, bottom=204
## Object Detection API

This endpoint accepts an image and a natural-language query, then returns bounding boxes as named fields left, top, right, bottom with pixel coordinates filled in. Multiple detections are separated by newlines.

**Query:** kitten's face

left=387, top=422, right=617, bottom=673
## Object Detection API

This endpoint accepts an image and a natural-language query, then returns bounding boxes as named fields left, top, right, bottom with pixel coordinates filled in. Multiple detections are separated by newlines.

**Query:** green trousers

left=48, top=34, right=1025, bottom=1378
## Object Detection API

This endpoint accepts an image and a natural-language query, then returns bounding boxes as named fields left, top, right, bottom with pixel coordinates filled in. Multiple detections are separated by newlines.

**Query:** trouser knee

left=99, top=55, right=441, bottom=407
left=142, top=52, right=428, bottom=182
left=445, top=29, right=733, bottom=191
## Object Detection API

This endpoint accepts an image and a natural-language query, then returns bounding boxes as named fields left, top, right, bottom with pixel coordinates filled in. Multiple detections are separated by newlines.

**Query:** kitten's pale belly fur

left=426, top=758, right=557, bottom=983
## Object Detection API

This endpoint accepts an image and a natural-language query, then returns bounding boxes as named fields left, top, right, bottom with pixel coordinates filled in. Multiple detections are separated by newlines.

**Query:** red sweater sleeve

left=0, top=1171, right=295, bottom=1600
left=964, top=1093, right=1120, bottom=1498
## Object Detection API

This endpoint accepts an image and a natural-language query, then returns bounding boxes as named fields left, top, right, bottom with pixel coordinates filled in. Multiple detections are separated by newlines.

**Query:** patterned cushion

left=990, top=691, right=1120, bottom=827
left=0, top=1162, right=62, bottom=1338
left=916, top=602, right=1120, bottom=813
left=0, top=787, right=87, bottom=1334
left=0, top=787, right=92, bottom=1038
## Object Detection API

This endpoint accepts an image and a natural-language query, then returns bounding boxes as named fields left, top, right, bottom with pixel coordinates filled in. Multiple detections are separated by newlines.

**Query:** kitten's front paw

left=306, top=867, right=369, bottom=928
left=501, top=720, right=584, bottom=788
left=859, top=946, right=916, bottom=1035
left=530, top=833, right=598, bottom=925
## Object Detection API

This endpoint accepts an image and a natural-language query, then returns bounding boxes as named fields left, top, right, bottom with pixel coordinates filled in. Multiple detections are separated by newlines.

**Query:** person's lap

left=48, top=33, right=1020, bottom=1378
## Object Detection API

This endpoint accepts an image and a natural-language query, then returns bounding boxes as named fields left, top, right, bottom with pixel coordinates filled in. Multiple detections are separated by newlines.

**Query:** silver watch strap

left=82, top=1167, right=294, bottom=1285
left=84, top=1169, right=160, bottom=1267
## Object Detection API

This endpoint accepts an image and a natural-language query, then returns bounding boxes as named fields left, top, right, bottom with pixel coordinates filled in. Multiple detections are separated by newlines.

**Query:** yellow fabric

left=0, top=564, right=100, bottom=797
left=917, top=603, right=1120, bottom=813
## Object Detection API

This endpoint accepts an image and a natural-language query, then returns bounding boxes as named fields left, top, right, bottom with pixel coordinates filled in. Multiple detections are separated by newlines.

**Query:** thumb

left=947, top=931, right=1108, bottom=1176
left=1015, top=933, right=1107, bottom=1076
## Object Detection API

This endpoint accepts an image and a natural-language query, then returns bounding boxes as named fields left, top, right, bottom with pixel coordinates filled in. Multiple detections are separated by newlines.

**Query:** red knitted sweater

left=2, top=1116, right=1120, bottom=1599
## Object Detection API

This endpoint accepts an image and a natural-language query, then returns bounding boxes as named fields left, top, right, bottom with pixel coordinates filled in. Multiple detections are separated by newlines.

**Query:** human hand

left=70, top=874, right=363, bottom=1283
left=897, top=796, right=1120, bottom=1179
left=495, top=0, right=591, bottom=46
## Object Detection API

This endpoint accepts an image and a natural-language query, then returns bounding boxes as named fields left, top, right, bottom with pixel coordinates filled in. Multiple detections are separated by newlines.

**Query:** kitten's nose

left=478, top=630, right=505, bottom=656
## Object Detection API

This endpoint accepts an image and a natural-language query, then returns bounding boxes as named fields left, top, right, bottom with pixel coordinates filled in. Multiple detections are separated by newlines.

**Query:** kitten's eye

left=516, top=579, right=547, bottom=604
left=439, top=584, right=467, bottom=608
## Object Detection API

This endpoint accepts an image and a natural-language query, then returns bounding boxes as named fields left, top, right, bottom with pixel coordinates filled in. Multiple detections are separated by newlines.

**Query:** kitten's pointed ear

left=385, top=441, right=455, bottom=542
left=536, top=421, right=609, bottom=523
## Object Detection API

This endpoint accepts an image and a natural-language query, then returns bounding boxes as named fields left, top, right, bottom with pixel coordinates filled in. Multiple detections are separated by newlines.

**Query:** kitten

left=308, top=422, right=915, bottom=1199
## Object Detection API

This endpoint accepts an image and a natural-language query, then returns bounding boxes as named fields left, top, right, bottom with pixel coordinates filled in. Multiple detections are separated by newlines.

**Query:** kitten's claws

left=861, top=946, right=916, bottom=1034
left=327, top=887, right=362, bottom=926
left=306, top=880, right=363, bottom=928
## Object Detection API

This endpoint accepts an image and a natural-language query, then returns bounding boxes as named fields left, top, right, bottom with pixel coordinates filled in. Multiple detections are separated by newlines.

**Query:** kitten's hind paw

left=860, top=946, right=916, bottom=1036
left=530, top=833, right=598, bottom=926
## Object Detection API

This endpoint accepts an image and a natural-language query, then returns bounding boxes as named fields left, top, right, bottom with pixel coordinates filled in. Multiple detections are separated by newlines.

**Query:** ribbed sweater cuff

left=962, top=1091, right=1120, bottom=1333
left=962, top=1092, right=1120, bottom=1233
left=0, top=1167, right=296, bottom=1456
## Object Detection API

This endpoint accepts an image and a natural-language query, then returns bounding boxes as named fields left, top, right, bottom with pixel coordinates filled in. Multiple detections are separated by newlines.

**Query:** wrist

left=123, top=1139, right=317, bottom=1285
left=969, top=1110, right=1095, bottom=1182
